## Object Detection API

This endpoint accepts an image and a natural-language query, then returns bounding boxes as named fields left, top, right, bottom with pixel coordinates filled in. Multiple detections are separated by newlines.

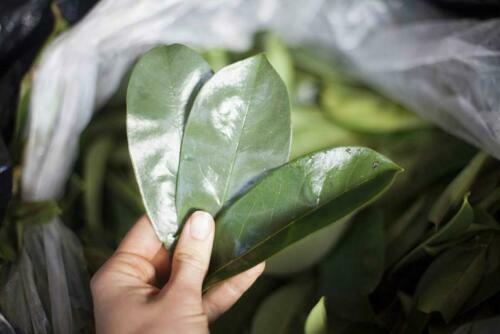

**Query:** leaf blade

left=176, top=54, right=291, bottom=222
left=205, top=147, right=401, bottom=287
left=127, top=44, right=212, bottom=246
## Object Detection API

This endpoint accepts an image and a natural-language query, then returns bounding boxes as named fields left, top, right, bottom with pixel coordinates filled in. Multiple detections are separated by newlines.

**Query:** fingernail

left=189, top=211, right=212, bottom=240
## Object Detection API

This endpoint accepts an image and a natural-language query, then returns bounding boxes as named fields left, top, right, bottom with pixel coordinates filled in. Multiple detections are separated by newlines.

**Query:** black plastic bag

left=0, top=0, right=53, bottom=143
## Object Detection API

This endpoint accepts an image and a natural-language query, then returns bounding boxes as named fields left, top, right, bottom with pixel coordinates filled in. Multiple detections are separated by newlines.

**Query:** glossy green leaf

left=417, top=246, right=487, bottom=322
left=177, top=54, right=291, bottom=222
left=205, top=147, right=400, bottom=288
left=393, top=197, right=474, bottom=272
left=127, top=44, right=212, bottom=246
left=305, top=297, right=327, bottom=334
left=322, top=83, right=429, bottom=134
left=429, top=152, right=488, bottom=226
left=250, top=279, right=314, bottom=334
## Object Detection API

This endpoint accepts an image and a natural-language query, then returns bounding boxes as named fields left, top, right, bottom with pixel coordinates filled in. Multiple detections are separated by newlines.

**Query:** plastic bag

left=324, top=0, right=500, bottom=160
left=6, top=0, right=500, bottom=332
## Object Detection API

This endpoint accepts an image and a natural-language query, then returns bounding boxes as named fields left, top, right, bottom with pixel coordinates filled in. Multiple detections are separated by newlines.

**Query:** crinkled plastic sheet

left=1, top=220, right=91, bottom=334
left=5, top=0, right=500, bottom=332
left=326, top=0, right=500, bottom=159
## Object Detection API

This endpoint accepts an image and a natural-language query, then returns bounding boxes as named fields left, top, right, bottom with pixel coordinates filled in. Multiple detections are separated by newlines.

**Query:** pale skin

left=91, top=211, right=265, bottom=334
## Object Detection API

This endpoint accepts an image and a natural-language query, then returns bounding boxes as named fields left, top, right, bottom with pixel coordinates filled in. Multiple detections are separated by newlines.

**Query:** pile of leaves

left=5, top=32, right=500, bottom=333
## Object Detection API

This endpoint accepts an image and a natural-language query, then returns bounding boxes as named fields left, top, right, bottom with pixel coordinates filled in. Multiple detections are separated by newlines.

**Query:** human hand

left=91, top=211, right=265, bottom=334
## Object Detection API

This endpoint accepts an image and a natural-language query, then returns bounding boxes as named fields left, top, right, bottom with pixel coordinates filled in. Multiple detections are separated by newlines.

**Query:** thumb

left=165, top=211, right=214, bottom=298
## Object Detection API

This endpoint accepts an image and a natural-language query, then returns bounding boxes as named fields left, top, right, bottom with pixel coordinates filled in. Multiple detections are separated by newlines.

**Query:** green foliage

left=125, top=44, right=399, bottom=289
left=205, top=148, right=400, bottom=287
left=23, top=33, right=500, bottom=333
left=127, top=44, right=213, bottom=246
left=176, top=54, right=291, bottom=224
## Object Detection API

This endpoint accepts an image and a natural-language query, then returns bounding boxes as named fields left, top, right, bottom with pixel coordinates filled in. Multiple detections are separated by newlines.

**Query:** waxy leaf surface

left=205, top=147, right=400, bottom=287
left=177, top=54, right=291, bottom=222
left=127, top=45, right=212, bottom=246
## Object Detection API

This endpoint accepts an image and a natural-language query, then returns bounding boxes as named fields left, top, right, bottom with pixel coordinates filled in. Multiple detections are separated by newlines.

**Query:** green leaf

left=205, top=147, right=400, bottom=288
left=322, top=82, right=428, bottom=134
left=305, top=297, right=328, bottom=334
left=429, top=152, right=488, bottom=226
left=290, top=107, right=358, bottom=159
left=393, top=197, right=474, bottom=272
left=320, top=209, right=385, bottom=322
left=264, top=33, right=294, bottom=93
left=176, top=54, right=291, bottom=222
left=127, top=44, right=212, bottom=246
left=203, top=49, right=230, bottom=72
left=453, top=316, right=500, bottom=334
left=416, top=246, right=487, bottom=322
left=84, top=137, right=114, bottom=233
left=250, top=279, right=314, bottom=334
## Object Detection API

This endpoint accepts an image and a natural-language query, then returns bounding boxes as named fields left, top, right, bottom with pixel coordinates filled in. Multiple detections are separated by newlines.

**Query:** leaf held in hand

left=127, top=44, right=212, bottom=246
left=176, top=54, right=291, bottom=222
left=205, top=147, right=401, bottom=287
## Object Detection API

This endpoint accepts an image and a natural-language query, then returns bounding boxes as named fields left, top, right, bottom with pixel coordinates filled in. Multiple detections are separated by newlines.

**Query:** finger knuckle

left=174, top=251, right=206, bottom=272
left=204, top=299, right=224, bottom=319
left=114, top=252, right=156, bottom=282
left=223, top=279, right=244, bottom=298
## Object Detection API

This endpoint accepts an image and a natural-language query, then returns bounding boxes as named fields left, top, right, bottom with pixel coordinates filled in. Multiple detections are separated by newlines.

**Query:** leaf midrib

left=219, top=57, right=263, bottom=206
left=208, top=165, right=396, bottom=278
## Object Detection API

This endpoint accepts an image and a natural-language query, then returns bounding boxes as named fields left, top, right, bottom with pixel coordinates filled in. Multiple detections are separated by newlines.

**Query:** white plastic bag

left=5, top=0, right=500, bottom=332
